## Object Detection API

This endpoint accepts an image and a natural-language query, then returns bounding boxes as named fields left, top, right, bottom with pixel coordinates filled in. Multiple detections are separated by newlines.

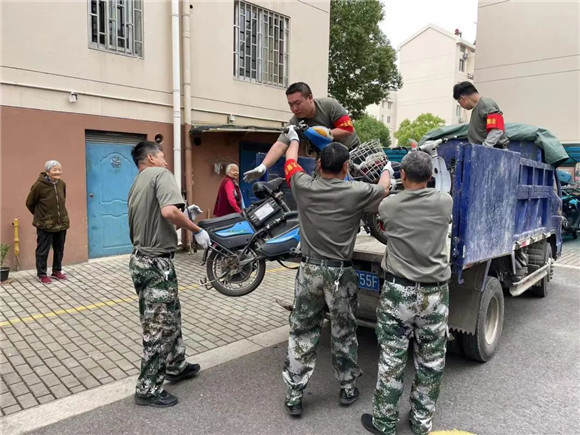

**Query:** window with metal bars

left=233, top=1, right=289, bottom=87
left=89, top=0, right=143, bottom=57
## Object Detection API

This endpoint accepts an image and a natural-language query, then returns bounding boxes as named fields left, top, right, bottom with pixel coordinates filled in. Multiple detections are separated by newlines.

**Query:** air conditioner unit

left=467, top=73, right=474, bottom=80
left=462, top=52, right=469, bottom=60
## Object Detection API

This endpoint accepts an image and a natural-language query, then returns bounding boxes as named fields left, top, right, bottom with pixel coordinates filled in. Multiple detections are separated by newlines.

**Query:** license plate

left=356, top=270, right=380, bottom=292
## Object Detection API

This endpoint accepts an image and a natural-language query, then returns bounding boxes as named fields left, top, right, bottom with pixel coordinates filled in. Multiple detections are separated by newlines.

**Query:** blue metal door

left=86, top=142, right=138, bottom=258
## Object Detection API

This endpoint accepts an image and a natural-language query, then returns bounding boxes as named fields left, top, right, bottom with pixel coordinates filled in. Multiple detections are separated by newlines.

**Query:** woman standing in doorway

left=26, top=160, right=70, bottom=284
left=213, top=164, right=244, bottom=217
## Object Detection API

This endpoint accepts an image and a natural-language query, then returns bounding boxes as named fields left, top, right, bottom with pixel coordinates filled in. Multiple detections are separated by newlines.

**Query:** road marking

left=0, top=266, right=293, bottom=328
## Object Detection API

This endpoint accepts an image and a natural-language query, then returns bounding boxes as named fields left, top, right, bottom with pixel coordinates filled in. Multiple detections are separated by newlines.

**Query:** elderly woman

left=25, top=160, right=70, bottom=284
left=213, top=164, right=243, bottom=217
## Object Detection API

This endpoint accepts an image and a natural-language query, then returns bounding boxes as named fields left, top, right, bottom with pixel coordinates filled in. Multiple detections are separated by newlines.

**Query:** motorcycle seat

left=198, top=212, right=243, bottom=229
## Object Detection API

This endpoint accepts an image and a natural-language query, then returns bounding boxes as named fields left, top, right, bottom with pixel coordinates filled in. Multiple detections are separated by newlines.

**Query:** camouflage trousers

left=129, top=254, right=187, bottom=397
left=283, top=262, right=360, bottom=404
left=372, top=279, right=449, bottom=435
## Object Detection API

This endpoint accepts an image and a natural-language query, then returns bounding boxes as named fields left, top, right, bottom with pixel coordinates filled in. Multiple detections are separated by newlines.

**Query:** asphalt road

left=27, top=266, right=579, bottom=435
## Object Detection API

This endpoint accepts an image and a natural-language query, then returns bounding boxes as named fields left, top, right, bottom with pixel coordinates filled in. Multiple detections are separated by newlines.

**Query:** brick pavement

left=0, top=251, right=296, bottom=416
left=557, top=234, right=580, bottom=267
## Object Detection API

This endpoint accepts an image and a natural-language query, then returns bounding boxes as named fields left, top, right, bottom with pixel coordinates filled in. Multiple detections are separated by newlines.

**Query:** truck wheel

left=462, top=277, right=504, bottom=362
left=528, top=242, right=552, bottom=298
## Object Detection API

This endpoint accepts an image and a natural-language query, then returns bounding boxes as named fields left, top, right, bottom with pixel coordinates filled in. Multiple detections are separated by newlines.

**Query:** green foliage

left=0, top=243, right=10, bottom=268
left=394, top=113, right=446, bottom=147
left=354, top=114, right=391, bottom=148
left=328, top=0, right=402, bottom=119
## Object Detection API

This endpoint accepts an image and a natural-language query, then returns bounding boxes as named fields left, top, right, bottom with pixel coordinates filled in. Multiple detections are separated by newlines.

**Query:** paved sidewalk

left=557, top=234, right=580, bottom=268
left=0, top=251, right=296, bottom=416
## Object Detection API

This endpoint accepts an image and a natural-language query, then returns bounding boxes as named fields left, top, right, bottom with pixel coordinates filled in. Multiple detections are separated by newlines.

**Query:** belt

left=133, top=250, right=174, bottom=259
left=301, top=256, right=353, bottom=268
left=384, top=272, right=443, bottom=288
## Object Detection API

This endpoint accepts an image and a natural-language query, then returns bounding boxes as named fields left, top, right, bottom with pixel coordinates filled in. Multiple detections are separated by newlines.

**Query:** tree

left=328, top=0, right=402, bottom=119
left=354, top=115, right=391, bottom=148
left=394, top=113, right=446, bottom=147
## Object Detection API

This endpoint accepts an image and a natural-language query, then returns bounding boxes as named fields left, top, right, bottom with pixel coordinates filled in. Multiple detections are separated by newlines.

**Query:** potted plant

left=0, top=243, right=11, bottom=282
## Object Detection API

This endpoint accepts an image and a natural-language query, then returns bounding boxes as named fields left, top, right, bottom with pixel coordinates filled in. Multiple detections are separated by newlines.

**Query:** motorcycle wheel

left=362, top=212, right=389, bottom=245
left=206, top=248, right=266, bottom=297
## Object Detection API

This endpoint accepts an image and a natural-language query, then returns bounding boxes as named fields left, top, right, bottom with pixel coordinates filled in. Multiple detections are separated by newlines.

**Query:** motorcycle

left=198, top=138, right=451, bottom=297
left=562, top=185, right=580, bottom=239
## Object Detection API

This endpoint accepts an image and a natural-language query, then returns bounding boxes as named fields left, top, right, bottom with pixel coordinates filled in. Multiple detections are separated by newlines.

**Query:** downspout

left=182, top=0, right=194, bottom=247
left=171, top=0, right=182, bottom=243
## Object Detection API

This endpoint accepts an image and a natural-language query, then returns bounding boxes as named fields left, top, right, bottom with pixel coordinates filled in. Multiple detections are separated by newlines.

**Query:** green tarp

left=418, top=123, right=569, bottom=168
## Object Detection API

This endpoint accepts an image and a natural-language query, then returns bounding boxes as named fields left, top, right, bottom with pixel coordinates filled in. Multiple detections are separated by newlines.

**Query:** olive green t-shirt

left=379, top=188, right=453, bottom=283
left=277, top=97, right=360, bottom=149
left=468, top=96, right=509, bottom=147
left=128, top=167, right=185, bottom=256
left=290, top=172, right=384, bottom=260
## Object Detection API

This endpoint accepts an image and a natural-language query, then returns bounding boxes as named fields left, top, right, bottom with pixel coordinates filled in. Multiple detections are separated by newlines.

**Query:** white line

left=554, top=263, right=580, bottom=271
left=0, top=326, right=290, bottom=435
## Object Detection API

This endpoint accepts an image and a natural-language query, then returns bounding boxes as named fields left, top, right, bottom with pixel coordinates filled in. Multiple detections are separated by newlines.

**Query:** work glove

left=194, top=229, right=211, bottom=249
left=284, top=125, right=300, bottom=143
left=183, top=204, right=203, bottom=221
left=243, top=163, right=267, bottom=182
left=382, top=161, right=394, bottom=178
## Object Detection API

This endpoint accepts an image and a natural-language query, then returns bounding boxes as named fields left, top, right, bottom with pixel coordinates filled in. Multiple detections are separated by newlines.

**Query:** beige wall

left=396, top=27, right=475, bottom=130
left=1, top=0, right=330, bottom=127
left=475, top=0, right=580, bottom=143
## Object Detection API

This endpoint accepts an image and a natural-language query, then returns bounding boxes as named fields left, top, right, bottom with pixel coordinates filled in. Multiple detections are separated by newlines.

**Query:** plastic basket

left=349, top=140, right=388, bottom=183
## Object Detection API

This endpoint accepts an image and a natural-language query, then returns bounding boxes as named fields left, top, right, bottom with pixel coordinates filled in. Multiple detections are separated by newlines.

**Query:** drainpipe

left=182, top=0, right=194, bottom=247
left=171, top=0, right=182, bottom=244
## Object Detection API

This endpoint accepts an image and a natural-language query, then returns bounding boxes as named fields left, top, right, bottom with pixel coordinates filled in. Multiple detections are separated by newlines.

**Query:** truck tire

left=528, top=242, right=552, bottom=298
left=462, top=277, right=504, bottom=362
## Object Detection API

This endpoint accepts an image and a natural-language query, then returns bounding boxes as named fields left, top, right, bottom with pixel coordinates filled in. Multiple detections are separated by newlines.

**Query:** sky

left=380, top=0, right=479, bottom=50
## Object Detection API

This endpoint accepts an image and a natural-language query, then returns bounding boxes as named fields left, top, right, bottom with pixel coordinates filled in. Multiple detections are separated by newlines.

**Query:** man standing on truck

left=361, top=151, right=453, bottom=435
left=453, top=81, right=509, bottom=148
left=243, top=82, right=359, bottom=182
left=282, top=126, right=391, bottom=417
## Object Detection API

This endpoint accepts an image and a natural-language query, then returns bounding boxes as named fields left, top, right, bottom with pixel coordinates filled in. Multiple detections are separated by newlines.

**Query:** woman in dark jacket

left=25, top=160, right=70, bottom=284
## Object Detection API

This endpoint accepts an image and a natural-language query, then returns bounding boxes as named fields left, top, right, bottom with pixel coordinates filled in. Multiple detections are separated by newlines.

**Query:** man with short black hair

left=361, top=151, right=453, bottom=435
left=453, top=81, right=509, bottom=148
left=243, top=82, right=359, bottom=182
left=128, top=140, right=210, bottom=408
left=282, top=128, right=392, bottom=417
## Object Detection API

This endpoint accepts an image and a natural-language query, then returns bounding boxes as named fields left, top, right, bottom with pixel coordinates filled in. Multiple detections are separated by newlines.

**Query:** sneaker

left=134, top=390, right=178, bottom=408
left=165, top=363, right=200, bottom=383
left=339, top=387, right=360, bottom=406
left=39, top=276, right=52, bottom=284
left=361, top=413, right=388, bottom=434
left=51, top=271, right=67, bottom=280
left=284, top=398, right=302, bottom=417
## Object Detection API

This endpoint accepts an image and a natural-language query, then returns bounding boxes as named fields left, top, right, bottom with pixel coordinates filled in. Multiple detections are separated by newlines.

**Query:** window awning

left=190, top=124, right=283, bottom=135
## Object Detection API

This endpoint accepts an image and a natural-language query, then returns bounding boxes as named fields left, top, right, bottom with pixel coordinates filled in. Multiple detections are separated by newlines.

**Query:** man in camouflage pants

left=361, top=151, right=453, bottom=435
left=128, top=141, right=210, bottom=408
left=281, top=126, right=391, bottom=416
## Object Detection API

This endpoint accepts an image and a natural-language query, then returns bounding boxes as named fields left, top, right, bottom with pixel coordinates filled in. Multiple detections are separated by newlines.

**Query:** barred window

left=89, top=0, right=143, bottom=57
left=233, top=1, right=289, bottom=87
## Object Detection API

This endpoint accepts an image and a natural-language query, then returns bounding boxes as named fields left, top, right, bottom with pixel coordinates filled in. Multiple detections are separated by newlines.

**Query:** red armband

left=284, top=159, right=305, bottom=185
left=486, top=113, right=505, bottom=131
left=333, top=114, right=354, bottom=133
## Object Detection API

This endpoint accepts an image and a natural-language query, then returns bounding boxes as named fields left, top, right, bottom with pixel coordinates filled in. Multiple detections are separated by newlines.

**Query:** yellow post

left=12, top=218, right=20, bottom=270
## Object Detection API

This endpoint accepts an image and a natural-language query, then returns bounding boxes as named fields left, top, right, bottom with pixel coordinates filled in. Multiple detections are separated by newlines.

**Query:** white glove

left=243, top=163, right=267, bottom=182
left=382, top=161, right=394, bottom=178
left=183, top=204, right=203, bottom=221
left=285, top=125, right=300, bottom=143
left=194, top=229, right=211, bottom=249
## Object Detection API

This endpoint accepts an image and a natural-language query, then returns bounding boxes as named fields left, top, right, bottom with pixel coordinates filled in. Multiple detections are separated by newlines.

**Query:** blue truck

left=353, top=132, right=565, bottom=362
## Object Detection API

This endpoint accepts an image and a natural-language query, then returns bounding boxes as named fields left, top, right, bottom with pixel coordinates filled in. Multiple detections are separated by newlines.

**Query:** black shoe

left=361, top=413, right=387, bottom=434
left=134, top=390, right=178, bottom=408
left=165, top=363, right=200, bottom=383
left=284, top=399, right=303, bottom=417
left=339, top=387, right=360, bottom=406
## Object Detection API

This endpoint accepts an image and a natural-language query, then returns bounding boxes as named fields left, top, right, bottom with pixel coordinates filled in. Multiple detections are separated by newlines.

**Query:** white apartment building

left=365, top=93, right=397, bottom=146
left=395, top=24, right=476, bottom=135
left=0, top=0, right=331, bottom=269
